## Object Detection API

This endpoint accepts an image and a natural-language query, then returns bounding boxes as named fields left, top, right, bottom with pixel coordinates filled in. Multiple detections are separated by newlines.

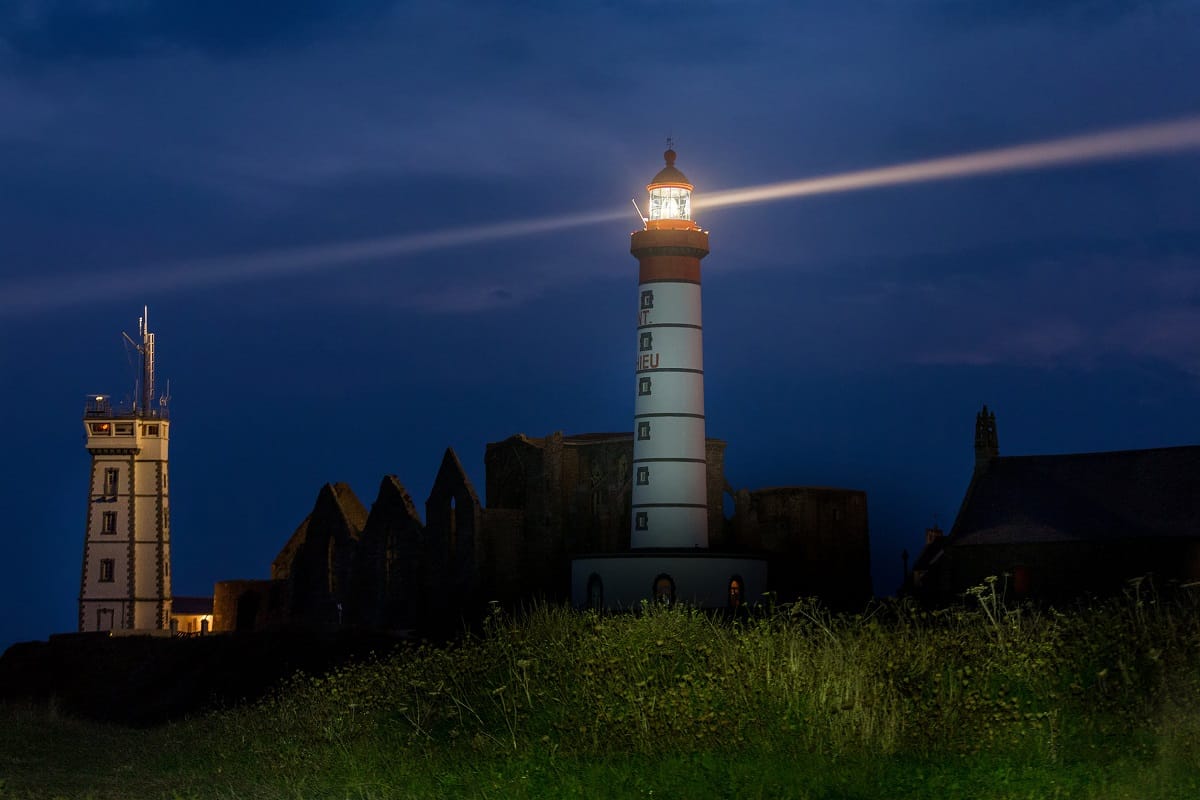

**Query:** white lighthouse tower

left=570, top=148, right=767, bottom=609
left=631, top=147, right=710, bottom=548
left=78, top=308, right=173, bottom=632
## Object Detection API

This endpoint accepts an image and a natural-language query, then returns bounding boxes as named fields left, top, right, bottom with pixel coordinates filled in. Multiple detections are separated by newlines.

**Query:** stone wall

left=732, top=486, right=872, bottom=609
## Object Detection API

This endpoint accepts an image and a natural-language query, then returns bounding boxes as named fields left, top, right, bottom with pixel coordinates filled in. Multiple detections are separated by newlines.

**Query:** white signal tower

left=78, top=307, right=173, bottom=632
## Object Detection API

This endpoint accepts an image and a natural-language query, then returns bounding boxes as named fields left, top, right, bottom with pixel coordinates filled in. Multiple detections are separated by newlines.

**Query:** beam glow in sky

left=3, top=115, right=1199, bottom=319
left=697, top=115, right=1200, bottom=212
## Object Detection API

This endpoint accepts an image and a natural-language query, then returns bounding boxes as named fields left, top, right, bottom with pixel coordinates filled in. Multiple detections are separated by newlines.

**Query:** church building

left=909, top=406, right=1200, bottom=603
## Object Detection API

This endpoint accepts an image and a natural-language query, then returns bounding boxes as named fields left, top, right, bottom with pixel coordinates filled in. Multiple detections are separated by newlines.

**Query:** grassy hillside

left=2, top=581, right=1199, bottom=798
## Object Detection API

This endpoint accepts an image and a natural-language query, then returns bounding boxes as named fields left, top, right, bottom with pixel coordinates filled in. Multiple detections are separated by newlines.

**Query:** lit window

left=636, top=466, right=649, bottom=486
left=652, top=573, right=676, bottom=604
left=89, top=423, right=111, bottom=435
left=99, top=559, right=115, bottom=583
left=103, top=468, right=119, bottom=497
left=640, top=291, right=654, bottom=310
left=638, top=377, right=652, bottom=396
left=635, top=511, right=648, bottom=531
left=648, top=187, right=691, bottom=221
left=639, top=332, right=653, bottom=352
left=101, top=511, right=116, bottom=534
left=637, top=422, right=651, bottom=441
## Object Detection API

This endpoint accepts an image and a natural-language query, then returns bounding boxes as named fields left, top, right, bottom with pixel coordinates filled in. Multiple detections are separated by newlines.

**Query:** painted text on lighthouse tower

left=630, top=149, right=710, bottom=548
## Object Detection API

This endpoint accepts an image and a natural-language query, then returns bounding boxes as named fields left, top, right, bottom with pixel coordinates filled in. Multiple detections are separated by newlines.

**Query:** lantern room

left=646, top=148, right=699, bottom=230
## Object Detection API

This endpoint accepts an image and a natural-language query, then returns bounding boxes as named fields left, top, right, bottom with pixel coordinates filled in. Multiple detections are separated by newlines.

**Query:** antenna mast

left=141, top=306, right=155, bottom=415
left=122, top=306, right=156, bottom=415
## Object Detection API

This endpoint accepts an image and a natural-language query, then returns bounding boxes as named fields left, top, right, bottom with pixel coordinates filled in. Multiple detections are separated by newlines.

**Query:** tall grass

left=3, top=582, right=1198, bottom=798
left=216, top=580, right=1200, bottom=767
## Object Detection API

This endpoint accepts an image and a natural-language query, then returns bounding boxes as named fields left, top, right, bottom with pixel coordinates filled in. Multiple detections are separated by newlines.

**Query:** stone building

left=909, top=406, right=1200, bottom=604
left=213, top=431, right=872, bottom=634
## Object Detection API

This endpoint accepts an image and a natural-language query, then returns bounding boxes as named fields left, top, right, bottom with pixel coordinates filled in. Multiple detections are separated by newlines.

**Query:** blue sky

left=2, top=1, right=1200, bottom=650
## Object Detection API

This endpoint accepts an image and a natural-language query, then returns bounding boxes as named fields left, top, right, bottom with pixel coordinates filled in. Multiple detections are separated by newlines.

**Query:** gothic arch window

left=587, top=573, right=604, bottom=612
left=327, top=537, right=337, bottom=594
left=728, top=575, right=745, bottom=610
left=652, top=573, right=675, bottom=605
left=590, top=462, right=604, bottom=515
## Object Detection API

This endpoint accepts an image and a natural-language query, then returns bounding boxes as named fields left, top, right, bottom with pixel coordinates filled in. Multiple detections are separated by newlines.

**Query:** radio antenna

left=121, top=306, right=156, bottom=414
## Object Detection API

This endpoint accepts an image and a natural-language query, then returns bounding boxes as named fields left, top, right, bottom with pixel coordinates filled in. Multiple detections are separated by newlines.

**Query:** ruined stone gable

left=349, top=476, right=423, bottom=629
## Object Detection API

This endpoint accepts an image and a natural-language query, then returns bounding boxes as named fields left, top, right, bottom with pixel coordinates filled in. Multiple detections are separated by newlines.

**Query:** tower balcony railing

left=84, top=396, right=169, bottom=420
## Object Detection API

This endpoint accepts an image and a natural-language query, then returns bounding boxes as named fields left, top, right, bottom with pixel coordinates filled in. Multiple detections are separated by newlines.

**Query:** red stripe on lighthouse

left=638, top=256, right=701, bottom=284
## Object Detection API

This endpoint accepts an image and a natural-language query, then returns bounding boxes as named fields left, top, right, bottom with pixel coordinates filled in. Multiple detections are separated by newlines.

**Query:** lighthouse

left=569, top=148, right=767, bottom=609
left=78, top=308, right=173, bottom=632
left=630, top=148, right=710, bottom=548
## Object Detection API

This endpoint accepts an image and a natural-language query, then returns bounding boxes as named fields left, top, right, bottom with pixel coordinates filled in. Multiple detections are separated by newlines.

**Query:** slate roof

left=950, top=445, right=1200, bottom=546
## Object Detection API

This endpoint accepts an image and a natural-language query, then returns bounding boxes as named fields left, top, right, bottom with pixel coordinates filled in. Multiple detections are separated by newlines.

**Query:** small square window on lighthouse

left=640, top=290, right=654, bottom=310
left=635, top=512, right=649, bottom=531
left=637, top=422, right=651, bottom=440
left=636, top=467, right=650, bottom=485
left=638, top=377, right=652, bottom=396
left=639, top=332, right=653, bottom=352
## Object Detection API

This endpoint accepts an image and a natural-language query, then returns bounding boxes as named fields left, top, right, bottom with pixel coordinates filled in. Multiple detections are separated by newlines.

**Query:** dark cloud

left=0, top=0, right=398, bottom=60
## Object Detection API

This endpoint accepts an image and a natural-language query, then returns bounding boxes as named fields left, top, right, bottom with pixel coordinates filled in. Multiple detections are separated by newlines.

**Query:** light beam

left=3, top=115, right=1199, bottom=319
left=697, top=115, right=1200, bottom=212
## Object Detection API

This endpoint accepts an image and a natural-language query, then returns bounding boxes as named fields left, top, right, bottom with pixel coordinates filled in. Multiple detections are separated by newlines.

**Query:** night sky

left=2, top=2, right=1200, bottom=652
